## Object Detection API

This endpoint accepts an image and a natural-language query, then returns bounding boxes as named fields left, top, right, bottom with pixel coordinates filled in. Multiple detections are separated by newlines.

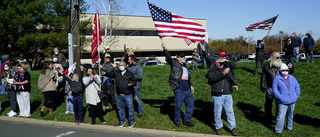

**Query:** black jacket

left=62, top=71, right=83, bottom=97
left=206, top=65, right=237, bottom=96
left=260, top=62, right=294, bottom=91
left=164, top=49, right=192, bottom=90
left=283, top=43, right=294, bottom=58
left=104, top=70, right=136, bottom=95
left=255, top=44, right=265, bottom=61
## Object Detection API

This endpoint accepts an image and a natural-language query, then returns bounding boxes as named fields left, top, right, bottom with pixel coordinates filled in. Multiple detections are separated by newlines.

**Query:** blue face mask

left=119, top=66, right=125, bottom=71
left=305, top=36, right=308, bottom=38
left=4, top=67, right=9, bottom=71
left=55, top=52, right=59, bottom=55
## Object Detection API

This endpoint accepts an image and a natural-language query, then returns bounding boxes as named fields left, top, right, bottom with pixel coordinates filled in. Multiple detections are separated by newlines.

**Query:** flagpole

left=97, top=10, right=102, bottom=88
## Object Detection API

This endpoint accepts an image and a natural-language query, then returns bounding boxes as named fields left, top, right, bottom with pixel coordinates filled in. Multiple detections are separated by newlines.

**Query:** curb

left=0, top=116, right=229, bottom=137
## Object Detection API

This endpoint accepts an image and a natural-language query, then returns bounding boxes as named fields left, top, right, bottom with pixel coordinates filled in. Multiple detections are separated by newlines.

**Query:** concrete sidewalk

left=0, top=116, right=232, bottom=137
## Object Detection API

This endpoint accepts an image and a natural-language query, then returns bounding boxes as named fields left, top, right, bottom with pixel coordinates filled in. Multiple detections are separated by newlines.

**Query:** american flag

left=246, top=15, right=278, bottom=31
left=147, top=2, right=206, bottom=45
left=91, top=12, right=102, bottom=64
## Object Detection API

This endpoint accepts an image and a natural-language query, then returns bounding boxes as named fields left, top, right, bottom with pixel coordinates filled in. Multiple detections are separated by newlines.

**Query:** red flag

left=147, top=2, right=206, bottom=45
left=91, top=13, right=102, bottom=64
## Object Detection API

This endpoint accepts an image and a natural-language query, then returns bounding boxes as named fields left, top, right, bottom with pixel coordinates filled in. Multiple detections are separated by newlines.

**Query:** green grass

left=1, top=60, right=320, bottom=137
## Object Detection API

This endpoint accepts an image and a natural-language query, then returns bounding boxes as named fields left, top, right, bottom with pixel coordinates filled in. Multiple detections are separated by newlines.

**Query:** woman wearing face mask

left=1, top=63, right=18, bottom=117
left=14, top=63, right=31, bottom=118
left=272, top=63, right=300, bottom=134
left=82, top=67, right=105, bottom=125
left=38, top=61, right=57, bottom=116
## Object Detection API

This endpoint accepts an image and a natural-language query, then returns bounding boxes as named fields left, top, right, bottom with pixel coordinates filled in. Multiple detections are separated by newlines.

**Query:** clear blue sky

left=85, top=0, right=320, bottom=42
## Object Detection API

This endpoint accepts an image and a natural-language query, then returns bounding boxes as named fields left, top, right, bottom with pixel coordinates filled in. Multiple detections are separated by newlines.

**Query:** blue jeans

left=212, top=94, right=236, bottom=130
left=73, top=95, right=83, bottom=122
left=293, top=47, right=299, bottom=62
left=174, top=89, right=194, bottom=124
left=275, top=103, right=295, bottom=133
left=117, top=94, right=135, bottom=124
left=66, top=94, right=73, bottom=112
left=134, top=88, right=143, bottom=115
left=286, top=57, right=295, bottom=70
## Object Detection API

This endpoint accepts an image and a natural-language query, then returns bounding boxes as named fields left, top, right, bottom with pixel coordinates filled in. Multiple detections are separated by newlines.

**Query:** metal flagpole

left=97, top=10, right=102, bottom=89
left=264, top=14, right=279, bottom=38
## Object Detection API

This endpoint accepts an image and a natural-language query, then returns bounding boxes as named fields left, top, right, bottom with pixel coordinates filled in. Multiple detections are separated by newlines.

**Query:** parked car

left=114, top=58, right=122, bottom=65
left=227, top=54, right=240, bottom=62
left=81, top=63, right=92, bottom=68
left=144, top=60, right=162, bottom=66
left=210, top=53, right=219, bottom=59
left=240, top=54, right=249, bottom=59
left=185, top=58, right=193, bottom=64
left=264, top=52, right=271, bottom=60
left=248, top=53, right=256, bottom=60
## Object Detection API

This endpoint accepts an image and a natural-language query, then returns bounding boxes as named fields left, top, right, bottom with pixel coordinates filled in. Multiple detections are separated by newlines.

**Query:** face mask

left=281, top=71, right=288, bottom=76
left=119, top=66, right=125, bottom=71
left=305, top=36, right=308, bottom=38
left=4, top=67, right=9, bottom=71
left=55, top=52, right=59, bottom=55
left=291, top=35, right=294, bottom=37
left=87, top=72, right=92, bottom=76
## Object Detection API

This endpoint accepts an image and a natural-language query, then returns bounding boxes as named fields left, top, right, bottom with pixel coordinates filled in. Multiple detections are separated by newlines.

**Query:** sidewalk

left=0, top=116, right=232, bottom=137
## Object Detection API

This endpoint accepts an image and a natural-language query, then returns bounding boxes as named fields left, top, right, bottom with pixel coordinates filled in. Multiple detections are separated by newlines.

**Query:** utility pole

left=70, top=0, right=81, bottom=75
left=279, top=30, right=284, bottom=53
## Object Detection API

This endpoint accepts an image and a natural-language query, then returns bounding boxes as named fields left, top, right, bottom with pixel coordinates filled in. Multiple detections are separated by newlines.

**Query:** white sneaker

left=69, top=112, right=74, bottom=114
left=7, top=110, right=14, bottom=115
left=65, top=111, right=70, bottom=114
left=8, top=112, right=17, bottom=117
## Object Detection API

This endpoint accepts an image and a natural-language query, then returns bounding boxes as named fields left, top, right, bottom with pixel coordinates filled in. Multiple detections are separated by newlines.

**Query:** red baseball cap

left=218, top=51, right=226, bottom=57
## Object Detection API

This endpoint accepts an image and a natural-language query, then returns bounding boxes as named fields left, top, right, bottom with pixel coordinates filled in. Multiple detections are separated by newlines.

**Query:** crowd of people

left=0, top=33, right=313, bottom=135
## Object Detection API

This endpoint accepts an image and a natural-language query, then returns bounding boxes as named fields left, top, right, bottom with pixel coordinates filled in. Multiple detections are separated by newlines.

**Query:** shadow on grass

left=315, top=102, right=320, bottom=107
left=0, top=101, right=11, bottom=113
left=238, top=67, right=258, bottom=75
left=236, top=102, right=274, bottom=130
left=294, top=114, right=320, bottom=127
left=142, top=97, right=175, bottom=123
left=143, top=97, right=215, bottom=129
left=30, top=101, right=42, bottom=114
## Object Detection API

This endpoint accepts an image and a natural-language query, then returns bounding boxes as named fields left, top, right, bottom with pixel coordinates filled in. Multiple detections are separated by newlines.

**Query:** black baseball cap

left=177, top=53, right=186, bottom=58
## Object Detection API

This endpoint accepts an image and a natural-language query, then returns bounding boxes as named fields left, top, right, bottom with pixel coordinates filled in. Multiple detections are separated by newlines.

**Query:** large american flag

left=91, top=13, right=102, bottom=64
left=246, top=15, right=278, bottom=31
left=147, top=2, right=206, bottom=45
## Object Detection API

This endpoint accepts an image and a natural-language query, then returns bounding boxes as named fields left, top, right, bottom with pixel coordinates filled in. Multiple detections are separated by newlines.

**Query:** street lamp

left=279, top=31, right=284, bottom=53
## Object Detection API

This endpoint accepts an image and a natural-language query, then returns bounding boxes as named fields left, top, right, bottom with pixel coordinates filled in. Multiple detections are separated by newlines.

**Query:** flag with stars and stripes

left=246, top=15, right=278, bottom=31
left=147, top=1, right=206, bottom=45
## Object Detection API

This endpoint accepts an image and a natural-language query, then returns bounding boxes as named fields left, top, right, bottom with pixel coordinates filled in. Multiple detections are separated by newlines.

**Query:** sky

left=85, top=0, right=320, bottom=42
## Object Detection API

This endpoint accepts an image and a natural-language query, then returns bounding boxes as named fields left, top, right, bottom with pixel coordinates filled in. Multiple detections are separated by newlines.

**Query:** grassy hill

left=1, top=60, right=320, bottom=137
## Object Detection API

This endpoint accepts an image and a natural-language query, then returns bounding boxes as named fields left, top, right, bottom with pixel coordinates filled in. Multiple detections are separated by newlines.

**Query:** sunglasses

left=217, top=62, right=225, bottom=65
left=282, top=70, right=289, bottom=72
left=276, top=57, right=281, bottom=59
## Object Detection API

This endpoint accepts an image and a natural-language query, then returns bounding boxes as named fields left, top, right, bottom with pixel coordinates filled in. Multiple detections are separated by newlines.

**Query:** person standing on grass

left=272, top=63, right=300, bottom=134
left=96, top=54, right=117, bottom=110
left=291, top=32, right=302, bottom=62
left=254, top=40, right=265, bottom=75
left=283, top=38, right=295, bottom=70
left=127, top=54, right=144, bottom=118
left=2, top=63, right=18, bottom=117
left=59, top=66, right=84, bottom=125
left=161, top=42, right=195, bottom=128
left=205, top=56, right=238, bottom=136
left=101, top=61, right=136, bottom=128
left=261, top=52, right=294, bottom=120
left=303, top=33, right=315, bottom=63
left=14, top=63, right=31, bottom=118
left=197, top=41, right=210, bottom=69
left=52, top=47, right=67, bottom=69
left=38, top=61, right=57, bottom=116
left=83, top=67, right=105, bottom=125
left=192, top=48, right=199, bottom=70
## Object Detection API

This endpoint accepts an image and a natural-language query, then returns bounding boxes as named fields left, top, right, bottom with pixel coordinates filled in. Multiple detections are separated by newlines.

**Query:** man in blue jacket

left=303, top=33, right=315, bottom=63
left=291, top=32, right=302, bottom=62
left=272, top=63, right=300, bottom=134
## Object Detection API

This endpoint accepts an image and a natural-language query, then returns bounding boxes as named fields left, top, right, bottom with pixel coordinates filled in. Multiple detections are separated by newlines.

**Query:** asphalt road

left=0, top=120, right=164, bottom=137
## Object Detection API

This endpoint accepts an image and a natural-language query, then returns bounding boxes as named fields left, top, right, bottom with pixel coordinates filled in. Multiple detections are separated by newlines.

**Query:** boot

left=91, top=118, right=96, bottom=125
left=99, top=117, right=106, bottom=123
left=40, top=106, right=46, bottom=117
left=49, top=108, right=56, bottom=114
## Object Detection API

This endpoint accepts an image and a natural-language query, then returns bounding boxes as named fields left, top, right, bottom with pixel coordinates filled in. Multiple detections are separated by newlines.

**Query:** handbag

left=0, top=82, right=6, bottom=95
left=93, top=83, right=106, bottom=99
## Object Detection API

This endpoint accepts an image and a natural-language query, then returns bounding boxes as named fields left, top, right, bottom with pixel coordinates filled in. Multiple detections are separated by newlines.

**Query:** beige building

left=80, top=14, right=208, bottom=63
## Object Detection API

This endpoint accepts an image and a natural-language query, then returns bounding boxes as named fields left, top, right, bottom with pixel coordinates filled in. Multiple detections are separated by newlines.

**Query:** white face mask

left=281, top=71, right=288, bottom=76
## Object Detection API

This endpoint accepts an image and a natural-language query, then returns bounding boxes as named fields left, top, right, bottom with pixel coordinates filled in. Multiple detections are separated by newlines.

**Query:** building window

left=81, top=29, right=158, bottom=36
